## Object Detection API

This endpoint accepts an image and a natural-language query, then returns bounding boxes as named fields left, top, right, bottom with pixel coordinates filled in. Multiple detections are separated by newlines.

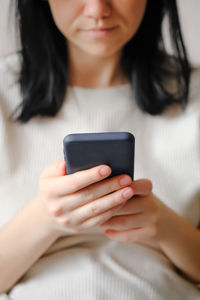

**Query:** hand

left=99, top=179, right=169, bottom=246
left=36, top=161, right=134, bottom=237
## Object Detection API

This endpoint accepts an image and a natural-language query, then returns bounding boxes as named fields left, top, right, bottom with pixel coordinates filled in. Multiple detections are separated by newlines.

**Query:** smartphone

left=63, top=132, right=135, bottom=180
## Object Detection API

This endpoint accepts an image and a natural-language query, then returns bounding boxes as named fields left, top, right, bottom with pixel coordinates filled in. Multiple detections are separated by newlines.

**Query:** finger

left=104, top=225, right=158, bottom=243
left=131, top=179, right=152, bottom=196
left=78, top=203, right=125, bottom=231
left=41, top=164, right=112, bottom=197
left=40, top=160, right=66, bottom=179
left=59, top=174, right=133, bottom=211
left=100, top=212, right=156, bottom=230
left=60, top=187, right=134, bottom=226
left=112, top=195, right=154, bottom=216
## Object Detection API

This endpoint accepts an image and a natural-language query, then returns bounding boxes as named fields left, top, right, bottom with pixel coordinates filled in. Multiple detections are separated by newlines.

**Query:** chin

left=83, top=45, right=121, bottom=58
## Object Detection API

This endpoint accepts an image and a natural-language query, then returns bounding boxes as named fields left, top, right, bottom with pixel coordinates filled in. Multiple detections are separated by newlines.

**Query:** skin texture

left=48, top=0, right=147, bottom=57
left=47, top=0, right=147, bottom=87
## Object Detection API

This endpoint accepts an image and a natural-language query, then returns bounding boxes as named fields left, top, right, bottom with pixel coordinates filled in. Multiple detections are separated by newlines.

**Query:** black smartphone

left=63, top=132, right=135, bottom=180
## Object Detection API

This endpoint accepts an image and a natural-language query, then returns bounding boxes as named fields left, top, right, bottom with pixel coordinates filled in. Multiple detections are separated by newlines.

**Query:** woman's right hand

left=36, top=160, right=134, bottom=237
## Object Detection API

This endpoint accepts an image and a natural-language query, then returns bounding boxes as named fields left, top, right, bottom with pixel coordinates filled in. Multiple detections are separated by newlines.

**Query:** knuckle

left=51, top=206, right=63, bottom=217
left=57, top=219, right=67, bottom=227
left=82, top=189, right=96, bottom=203
left=64, top=217, right=71, bottom=226
left=58, top=217, right=71, bottom=227
left=90, top=203, right=100, bottom=215
left=145, top=179, right=153, bottom=192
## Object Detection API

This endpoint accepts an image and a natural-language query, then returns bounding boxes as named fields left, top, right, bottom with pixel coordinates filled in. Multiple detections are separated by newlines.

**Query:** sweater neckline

left=66, top=84, right=134, bottom=108
left=69, top=83, right=132, bottom=93
left=67, top=84, right=133, bottom=101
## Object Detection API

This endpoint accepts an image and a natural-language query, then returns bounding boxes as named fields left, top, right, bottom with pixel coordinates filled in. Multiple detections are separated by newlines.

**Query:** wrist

left=156, top=203, right=200, bottom=282
left=156, top=200, right=179, bottom=246
left=157, top=201, right=196, bottom=249
left=31, top=196, right=61, bottom=241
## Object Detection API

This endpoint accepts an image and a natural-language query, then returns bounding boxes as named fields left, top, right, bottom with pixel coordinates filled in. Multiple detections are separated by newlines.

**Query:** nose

left=83, top=0, right=112, bottom=19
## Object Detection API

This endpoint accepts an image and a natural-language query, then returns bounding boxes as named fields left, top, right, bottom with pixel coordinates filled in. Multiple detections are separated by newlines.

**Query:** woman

left=0, top=0, right=199, bottom=299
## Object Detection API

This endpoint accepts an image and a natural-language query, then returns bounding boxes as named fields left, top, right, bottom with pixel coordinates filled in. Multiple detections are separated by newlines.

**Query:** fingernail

left=119, top=176, right=131, bottom=186
left=99, top=166, right=110, bottom=177
left=122, top=188, right=133, bottom=198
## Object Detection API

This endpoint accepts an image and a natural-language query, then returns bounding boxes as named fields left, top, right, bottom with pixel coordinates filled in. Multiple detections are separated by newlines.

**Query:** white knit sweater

left=0, top=53, right=200, bottom=300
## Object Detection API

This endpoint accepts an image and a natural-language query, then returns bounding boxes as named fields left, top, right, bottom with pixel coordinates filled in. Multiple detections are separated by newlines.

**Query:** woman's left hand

left=99, top=179, right=169, bottom=246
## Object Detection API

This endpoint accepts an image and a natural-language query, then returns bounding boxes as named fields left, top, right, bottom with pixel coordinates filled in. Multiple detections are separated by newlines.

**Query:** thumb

left=40, top=160, right=66, bottom=179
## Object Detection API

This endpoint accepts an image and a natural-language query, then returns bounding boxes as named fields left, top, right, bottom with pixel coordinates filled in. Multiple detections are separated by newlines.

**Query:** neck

left=67, top=43, right=129, bottom=88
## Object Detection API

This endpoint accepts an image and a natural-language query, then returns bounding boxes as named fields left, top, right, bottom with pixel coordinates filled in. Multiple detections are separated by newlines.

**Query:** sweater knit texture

left=0, top=53, right=200, bottom=299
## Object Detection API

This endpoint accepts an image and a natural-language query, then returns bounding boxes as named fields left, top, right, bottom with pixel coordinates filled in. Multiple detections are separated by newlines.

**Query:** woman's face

left=48, top=0, right=147, bottom=57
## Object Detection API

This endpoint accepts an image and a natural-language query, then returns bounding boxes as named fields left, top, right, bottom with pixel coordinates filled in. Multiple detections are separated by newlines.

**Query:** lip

left=83, top=26, right=117, bottom=38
